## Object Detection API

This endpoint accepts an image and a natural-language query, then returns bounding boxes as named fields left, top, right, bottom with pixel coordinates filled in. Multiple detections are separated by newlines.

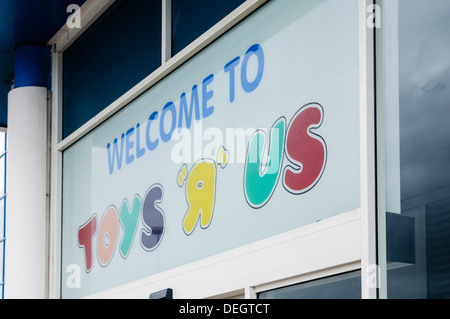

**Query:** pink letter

left=97, top=207, right=120, bottom=267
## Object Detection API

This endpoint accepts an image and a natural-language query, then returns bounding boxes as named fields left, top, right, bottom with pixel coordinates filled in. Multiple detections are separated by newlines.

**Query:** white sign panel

left=62, top=0, right=360, bottom=298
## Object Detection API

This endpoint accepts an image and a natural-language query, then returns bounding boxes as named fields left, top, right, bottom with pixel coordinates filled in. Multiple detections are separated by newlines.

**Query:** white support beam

left=359, top=0, right=378, bottom=299
left=5, top=87, right=48, bottom=298
left=162, top=0, right=172, bottom=64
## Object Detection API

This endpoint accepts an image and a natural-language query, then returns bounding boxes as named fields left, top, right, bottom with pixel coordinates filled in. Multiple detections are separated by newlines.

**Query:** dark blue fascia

left=14, top=45, right=51, bottom=90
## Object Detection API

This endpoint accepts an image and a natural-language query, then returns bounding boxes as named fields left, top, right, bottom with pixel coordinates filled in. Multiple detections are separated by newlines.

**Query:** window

left=172, top=0, right=246, bottom=55
left=258, top=271, right=361, bottom=299
left=63, top=0, right=162, bottom=139
left=62, top=0, right=250, bottom=140
left=60, top=0, right=361, bottom=298
left=376, top=0, right=450, bottom=298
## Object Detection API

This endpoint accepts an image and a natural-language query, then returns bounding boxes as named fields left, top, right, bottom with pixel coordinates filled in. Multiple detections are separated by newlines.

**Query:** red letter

left=283, top=103, right=327, bottom=194
left=77, top=215, right=97, bottom=272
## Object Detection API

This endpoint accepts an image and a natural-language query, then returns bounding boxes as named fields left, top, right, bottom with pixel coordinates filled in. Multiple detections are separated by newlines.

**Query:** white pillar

left=5, top=87, right=48, bottom=299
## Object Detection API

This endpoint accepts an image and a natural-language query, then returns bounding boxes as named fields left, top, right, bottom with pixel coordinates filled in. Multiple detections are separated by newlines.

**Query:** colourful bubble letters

left=141, top=184, right=165, bottom=251
left=178, top=147, right=229, bottom=235
left=97, top=207, right=120, bottom=267
left=217, top=146, right=229, bottom=169
left=77, top=184, right=165, bottom=272
left=283, top=103, right=327, bottom=194
left=180, top=160, right=216, bottom=235
left=244, top=118, right=286, bottom=208
left=77, top=215, right=97, bottom=273
left=75, top=43, right=331, bottom=279
left=119, top=196, right=142, bottom=258
left=244, top=103, right=327, bottom=208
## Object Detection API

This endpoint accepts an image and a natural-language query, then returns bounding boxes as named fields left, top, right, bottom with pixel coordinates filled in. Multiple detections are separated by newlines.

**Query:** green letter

left=119, top=196, right=142, bottom=258
left=244, top=118, right=285, bottom=208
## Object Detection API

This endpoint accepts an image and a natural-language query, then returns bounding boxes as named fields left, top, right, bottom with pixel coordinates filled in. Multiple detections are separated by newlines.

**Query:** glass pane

left=172, top=0, right=246, bottom=55
left=63, top=0, right=162, bottom=139
left=258, top=271, right=361, bottom=299
left=377, top=0, right=450, bottom=299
